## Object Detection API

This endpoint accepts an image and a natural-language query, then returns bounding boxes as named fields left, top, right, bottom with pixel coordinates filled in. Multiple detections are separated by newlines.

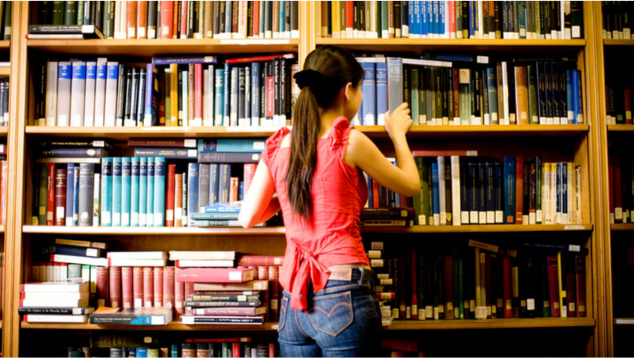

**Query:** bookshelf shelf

left=316, top=38, right=586, bottom=54
left=22, top=224, right=592, bottom=236
left=610, top=224, right=634, bottom=231
left=0, top=225, right=5, bottom=233
left=607, top=125, right=634, bottom=132
left=26, top=39, right=300, bottom=57
left=0, top=67, right=10, bottom=76
left=24, top=125, right=589, bottom=140
left=0, top=127, right=8, bottom=137
left=0, top=41, right=9, bottom=51
left=603, top=39, right=634, bottom=46
left=19, top=318, right=595, bottom=331
left=614, top=318, right=634, bottom=325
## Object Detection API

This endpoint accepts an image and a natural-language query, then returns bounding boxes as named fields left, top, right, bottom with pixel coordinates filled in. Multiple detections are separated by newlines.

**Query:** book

left=180, top=315, right=263, bottom=325
left=89, top=306, right=173, bottom=325
left=176, top=267, right=255, bottom=283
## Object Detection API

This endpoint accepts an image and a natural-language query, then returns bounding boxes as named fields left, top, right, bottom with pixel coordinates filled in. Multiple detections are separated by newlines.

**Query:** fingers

left=395, top=102, right=409, bottom=111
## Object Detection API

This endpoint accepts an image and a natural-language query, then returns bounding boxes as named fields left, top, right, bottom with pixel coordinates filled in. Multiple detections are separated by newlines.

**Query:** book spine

left=131, top=158, right=140, bottom=226
left=122, top=266, right=133, bottom=308
left=121, top=157, right=131, bottom=226
left=133, top=267, right=144, bottom=308
left=144, top=267, right=154, bottom=307
left=163, top=266, right=176, bottom=307
left=175, top=173, right=183, bottom=227
left=154, top=267, right=164, bottom=307
left=153, top=157, right=166, bottom=226
left=139, top=157, right=147, bottom=227
left=166, top=164, right=176, bottom=227
left=65, top=164, right=75, bottom=226
left=96, top=266, right=109, bottom=307
left=198, top=164, right=210, bottom=213
left=187, top=163, right=199, bottom=226
left=146, top=157, right=155, bottom=226
left=109, top=266, right=122, bottom=308
left=54, top=168, right=67, bottom=226
left=77, top=163, right=95, bottom=227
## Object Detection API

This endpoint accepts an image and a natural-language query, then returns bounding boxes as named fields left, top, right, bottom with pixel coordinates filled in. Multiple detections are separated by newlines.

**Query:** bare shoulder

left=280, top=133, right=292, bottom=148
left=347, top=128, right=373, bottom=151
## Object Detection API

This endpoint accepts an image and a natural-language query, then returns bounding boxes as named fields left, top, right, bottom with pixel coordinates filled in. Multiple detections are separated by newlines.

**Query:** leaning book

left=89, top=306, right=173, bottom=325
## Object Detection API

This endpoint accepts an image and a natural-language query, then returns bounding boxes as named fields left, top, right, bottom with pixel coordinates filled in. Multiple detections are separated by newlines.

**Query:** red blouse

left=262, top=117, right=370, bottom=311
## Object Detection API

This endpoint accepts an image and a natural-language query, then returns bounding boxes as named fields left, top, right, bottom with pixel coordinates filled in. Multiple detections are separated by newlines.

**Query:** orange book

left=175, top=173, right=183, bottom=227
left=321, top=1, right=328, bottom=37
left=160, top=1, right=173, bottom=39
left=272, top=1, right=280, bottom=38
left=515, top=157, right=524, bottom=225
left=126, top=1, right=138, bottom=39
left=170, top=64, right=178, bottom=127
left=172, top=0, right=180, bottom=39
left=514, top=66, right=529, bottom=125
left=137, top=1, right=148, bottom=39
left=253, top=1, right=260, bottom=38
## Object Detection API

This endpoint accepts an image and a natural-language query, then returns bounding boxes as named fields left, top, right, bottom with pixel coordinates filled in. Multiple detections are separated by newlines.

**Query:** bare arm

left=238, top=160, right=281, bottom=228
left=346, top=103, right=420, bottom=197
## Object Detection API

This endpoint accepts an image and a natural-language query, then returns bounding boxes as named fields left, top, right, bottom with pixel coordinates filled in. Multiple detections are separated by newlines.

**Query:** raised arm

left=345, top=103, right=420, bottom=197
left=238, top=160, right=281, bottom=228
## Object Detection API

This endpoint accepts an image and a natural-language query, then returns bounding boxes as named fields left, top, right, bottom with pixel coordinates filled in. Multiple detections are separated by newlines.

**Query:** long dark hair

left=286, top=46, right=364, bottom=221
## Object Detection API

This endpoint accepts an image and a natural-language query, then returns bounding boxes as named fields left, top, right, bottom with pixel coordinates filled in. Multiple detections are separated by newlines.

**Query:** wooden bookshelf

left=0, top=127, right=7, bottom=137
left=0, top=41, right=10, bottom=51
left=607, top=125, right=634, bottom=132
left=603, top=39, right=634, bottom=46
left=610, top=224, right=634, bottom=231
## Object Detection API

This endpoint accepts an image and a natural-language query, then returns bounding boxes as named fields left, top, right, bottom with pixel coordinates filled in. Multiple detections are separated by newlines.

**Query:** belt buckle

left=329, top=267, right=353, bottom=281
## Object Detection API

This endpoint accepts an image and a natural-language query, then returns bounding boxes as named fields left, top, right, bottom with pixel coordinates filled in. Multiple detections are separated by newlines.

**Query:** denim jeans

left=277, top=268, right=383, bottom=357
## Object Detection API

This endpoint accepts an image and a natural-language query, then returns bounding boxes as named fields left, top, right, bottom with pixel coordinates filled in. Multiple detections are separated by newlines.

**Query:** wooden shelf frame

left=0, top=2, right=610, bottom=357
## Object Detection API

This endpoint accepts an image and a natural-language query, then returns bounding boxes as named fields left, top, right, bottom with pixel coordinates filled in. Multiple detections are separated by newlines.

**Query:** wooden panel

left=603, top=40, right=634, bottom=46
left=608, top=125, right=634, bottom=132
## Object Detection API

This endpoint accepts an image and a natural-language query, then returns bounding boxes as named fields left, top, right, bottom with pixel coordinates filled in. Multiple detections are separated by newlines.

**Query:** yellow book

left=332, top=1, right=340, bottom=38
left=543, top=164, right=550, bottom=224
left=557, top=252, right=567, bottom=318
left=170, top=64, right=178, bottom=127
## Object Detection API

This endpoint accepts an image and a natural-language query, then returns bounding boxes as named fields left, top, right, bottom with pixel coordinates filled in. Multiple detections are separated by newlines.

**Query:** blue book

left=468, top=1, right=475, bottom=38
left=65, top=163, right=75, bottom=226
left=557, top=162, right=562, bottom=223
left=146, top=157, right=155, bottom=226
left=191, top=212, right=240, bottom=220
left=209, top=163, right=219, bottom=205
left=144, top=64, right=158, bottom=127
left=503, top=157, right=516, bottom=224
left=251, top=62, right=261, bottom=126
left=361, top=62, right=376, bottom=126
left=187, top=163, right=199, bottom=227
left=439, top=1, right=445, bottom=38
left=433, top=1, right=439, bottom=37
left=53, top=245, right=102, bottom=257
left=112, top=158, right=122, bottom=227
left=151, top=56, right=218, bottom=65
left=198, top=139, right=217, bottom=152
left=170, top=345, right=179, bottom=358
left=136, top=348, right=148, bottom=358
left=279, top=1, right=285, bottom=34
left=239, top=182, right=244, bottom=201
left=218, top=164, right=232, bottom=204
left=214, top=69, right=225, bottom=126
left=217, top=139, right=266, bottom=153
left=225, top=1, right=233, bottom=36
left=100, top=158, right=112, bottom=227
left=421, top=1, right=428, bottom=38
left=121, top=157, right=131, bottom=227
left=73, top=166, right=79, bottom=226
left=131, top=157, right=140, bottom=227
left=376, top=61, right=388, bottom=125
left=408, top=1, right=415, bottom=37
left=562, top=163, right=568, bottom=223
left=203, top=204, right=241, bottom=213
left=485, top=160, right=495, bottom=223
left=566, top=70, right=574, bottom=124
left=573, top=70, right=582, bottom=124
left=495, top=161, right=503, bottom=224
left=386, top=58, right=403, bottom=115
left=139, top=157, right=147, bottom=227
left=153, top=157, right=166, bottom=227
left=518, top=1, right=527, bottom=39
left=468, top=160, right=479, bottom=224
left=431, top=163, right=440, bottom=225
left=128, top=348, right=138, bottom=357
left=223, top=63, right=230, bottom=126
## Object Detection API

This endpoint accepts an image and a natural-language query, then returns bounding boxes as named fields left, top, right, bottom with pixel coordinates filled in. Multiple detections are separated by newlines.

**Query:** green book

left=434, top=68, right=442, bottom=125
left=517, top=1, right=526, bottom=39
left=81, top=264, right=90, bottom=285
left=486, top=67, right=499, bottom=125
left=411, top=68, right=419, bottom=125
left=32, top=164, right=41, bottom=225
left=447, top=68, right=454, bottom=125
left=535, top=156, right=542, bottom=224
left=148, top=349, right=159, bottom=358
left=67, top=264, right=81, bottom=278
left=459, top=69, right=471, bottom=125
left=52, top=1, right=65, bottom=25
left=527, top=65, right=539, bottom=124
left=419, top=69, right=426, bottom=125
left=38, top=163, right=48, bottom=225
left=2, top=1, right=11, bottom=40
left=64, top=1, right=77, bottom=25
left=414, top=157, right=425, bottom=225
left=39, top=1, right=51, bottom=24
left=77, top=1, right=84, bottom=25
left=381, top=1, right=388, bottom=38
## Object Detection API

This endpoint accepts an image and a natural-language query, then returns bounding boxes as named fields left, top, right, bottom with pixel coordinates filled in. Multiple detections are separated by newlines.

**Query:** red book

left=258, top=266, right=268, bottom=280
left=237, top=256, right=284, bottom=267
left=575, top=255, right=587, bottom=317
left=515, top=157, right=524, bottom=224
left=47, top=163, right=55, bottom=226
left=345, top=1, right=353, bottom=35
left=398, top=252, right=406, bottom=319
left=143, top=267, right=154, bottom=307
left=137, top=1, right=148, bottom=39
left=175, top=268, right=185, bottom=315
left=160, top=1, right=173, bottom=39
left=153, top=267, right=164, bottom=307
left=547, top=256, right=561, bottom=317
left=269, top=266, right=280, bottom=321
left=185, top=338, right=252, bottom=344
left=232, top=343, right=241, bottom=358
left=609, top=153, right=615, bottom=223
left=243, top=163, right=257, bottom=196
left=172, top=0, right=179, bottom=38
left=175, top=173, right=183, bottom=227
left=372, top=181, right=379, bottom=208
left=449, top=1, right=455, bottom=38
left=176, top=267, right=255, bottom=283
left=96, top=266, right=109, bottom=307
left=194, top=63, right=203, bottom=124
left=121, top=267, right=133, bottom=308
left=410, top=250, right=418, bottom=320
left=133, top=267, right=144, bottom=308
left=253, top=1, right=260, bottom=37
left=444, top=255, right=453, bottom=320
left=265, top=69, right=274, bottom=118
left=484, top=253, right=492, bottom=319
left=109, top=267, right=122, bottom=308
left=566, top=255, right=577, bottom=318
left=180, top=0, right=188, bottom=39
left=163, top=266, right=175, bottom=307
left=166, top=164, right=176, bottom=227
left=615, top=155, right=623, bottom=223
left=225, top=54, right=295, bottom=64
left=268, top=343, right=275, bottom=358
left=185, top=282, right=194, bottom=300
left=54, top=168, right=67, bottom=226
left=503, top=257, right=512, bottom=318
left=625, top=89, right=633, bottom=124
left=126, top=1, right=138, bottom=39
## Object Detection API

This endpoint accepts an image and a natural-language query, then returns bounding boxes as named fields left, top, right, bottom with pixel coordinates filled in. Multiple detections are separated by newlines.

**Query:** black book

left=434, top=67, right=442, bottom=124
left=247, top=2, right=254, bottom=38
left=238, top=67, right=246, bottom=125
left=469, top=159, right=479, bottom=223
left=193, top=0, right=200, bottom=37
left=543, top=1, right=551, bottom=38
left=272, top=59, right=280, bottom=124
left=18, top=307, right=95, bottom=315
left=52, top=1, right=65, bottom=25
left=545, top=62, right=555, bottom=124
left=441, top=68, right=449, bottom=123
left=78, top=163, right=95, bottom=227
left=493, top=254, right=504, bottom=318
left=284, top=1, right=291, bottom=37
left=36, top=63, right=47, bottom=126
left=478, top=160, right=486, bottom=224
left=353, top=2, right=359, bottom=36
left=437, top=257, right=445, bottom=320
left=485, top=160, right=495, bottom=223
left=393, top=1, right=401, bottom=37
left=180, top=316, right=263, bottom=324
left=473, top=68, right=481, bottom=122
left=213, top=1, right=221, bottom=37
left=401, top=1, right=408, bottom=37
left=551, top=1, right=558, bottom=38
left=40, top=140, right=113, bottom=150
left=291, top=1, right=299, bottom=37
left=510, top=1, right=517, bottom=37
left=460, top=159, right=469, bottom=224
left=417, top=254, right=425, bottom=320
left=64, top=1, right=77, bottom=25
left=265, top=1, right=272, bottom=36
left=148, top=1, right=158, bottom=39
left=42, top=148, right=108, bottom=158
left=245, top=65, right=251, bottom=122
left=494, top=1, right=501, bottom=39
left=551, top=62, right=560, bottom=123
left=555, top=1, right=562, bottom=38
left=536, top=61, right=547, bottom=123
left=482, top=1, right=489, bottom=37
left=156, top=1, right=162, bottom=38
left=570, top=2, right=583, bottom=39
left=124, top=68, right=135, bottom=127
left=130, top=68, right=140, bottom=126
left=187, top=0, right=194, bottom=38
left=495, top=161, right=503, bottom=224
left=137, top=69, right=146, bottom=126
left=28, top=24, right=104, bottom=39
left=115, top=64, right=127, bottom=127
left=522, top=161, right=529, bottom=218
left=105, top=1, right=115, bottom=39
left=37, top=2, right=51, bottom=25
left=1, top=79, right=7, bottom=126
left=507, top=63, right=517, bottom=123
left=462, top=1, right=468, bottom=38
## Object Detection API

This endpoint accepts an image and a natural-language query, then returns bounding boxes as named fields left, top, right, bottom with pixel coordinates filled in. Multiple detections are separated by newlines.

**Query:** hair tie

left=293, top=69, right=324, bottom=90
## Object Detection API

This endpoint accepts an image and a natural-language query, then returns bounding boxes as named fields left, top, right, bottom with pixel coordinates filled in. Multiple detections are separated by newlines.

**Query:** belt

left=328, top=266, right=374, bottom=282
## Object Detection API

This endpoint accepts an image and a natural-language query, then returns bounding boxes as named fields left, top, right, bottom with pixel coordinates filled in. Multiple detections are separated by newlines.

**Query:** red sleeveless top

left=262, top=117, right=370, bottom=311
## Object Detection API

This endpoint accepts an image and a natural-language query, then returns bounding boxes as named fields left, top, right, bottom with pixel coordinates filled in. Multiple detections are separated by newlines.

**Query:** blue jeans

left=278, top=268, right=382, bottom=357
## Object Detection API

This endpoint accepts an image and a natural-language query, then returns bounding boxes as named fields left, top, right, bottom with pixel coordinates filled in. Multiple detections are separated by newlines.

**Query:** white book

left=114, top=1, right=123, bottom=39
left=566, top=163, right=572, bottom=224
left=236, top=1, right=247, bottom=39
left=23, top=314, right=89, bottom=323
left=70, top=61, right=87, bottom=127
left=51, top=254, right=108, bottom=267
left=543, top=165, right=551, bottom=224
left=451, top=156, right=461, bottom=226
left=21, top=299, right=89, bottom=308
left=477, top=0, right=483, bottom=39
left=109, top=251, right=167, bottom=260
left=109, top=258, right=167, bottom=267
left=104, top=62, right=119, bottom=127
left=22, top=292, right=89, bottom=301
left=93, top=173, right=101, bottom=227
left=169, top=251, right=236, bottom=261
left=176, top=260, right=236, bottom=268
left=93, top=58, right=107, bottom=127
left=83, top=61, right=97, bottom=127
left=437, top=156, right=446, bottom=225
left=56, top=62, right=72, bottom=126
left=45, top=61, right=58, bottom=126
left=21, top=282, right=89, bottom=293
left=119, top=1, right=128, bottom=39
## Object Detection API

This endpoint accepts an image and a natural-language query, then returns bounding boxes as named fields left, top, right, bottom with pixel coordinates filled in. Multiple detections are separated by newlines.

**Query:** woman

left=238, top=46, right=420, bottom=357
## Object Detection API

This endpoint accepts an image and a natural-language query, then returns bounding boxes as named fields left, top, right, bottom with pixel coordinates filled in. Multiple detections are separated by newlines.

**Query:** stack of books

left=106, top=252, right=169, bottom=309
left=355, top=55, right=584, bottom=127
left=19, top=281, right=94, bottom=323
left=36, top=54, right=299, bottom=128
left=602, top=1, right=633, bottom=40
left=30, top=1, right=300, bottom=40
left=317, top=1, right=584, bottom=40
left=89, top=305, right=173, bottom=326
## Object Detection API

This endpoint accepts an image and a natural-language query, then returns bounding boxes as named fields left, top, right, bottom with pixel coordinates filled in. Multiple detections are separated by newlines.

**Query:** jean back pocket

left=278, top=296, right=289, bottom=332
left=307, top=291, right=354, bottom=337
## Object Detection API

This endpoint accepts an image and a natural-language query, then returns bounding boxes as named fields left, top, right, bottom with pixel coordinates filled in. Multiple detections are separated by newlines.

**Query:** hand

left=384, top=102, right=412, bottom=139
